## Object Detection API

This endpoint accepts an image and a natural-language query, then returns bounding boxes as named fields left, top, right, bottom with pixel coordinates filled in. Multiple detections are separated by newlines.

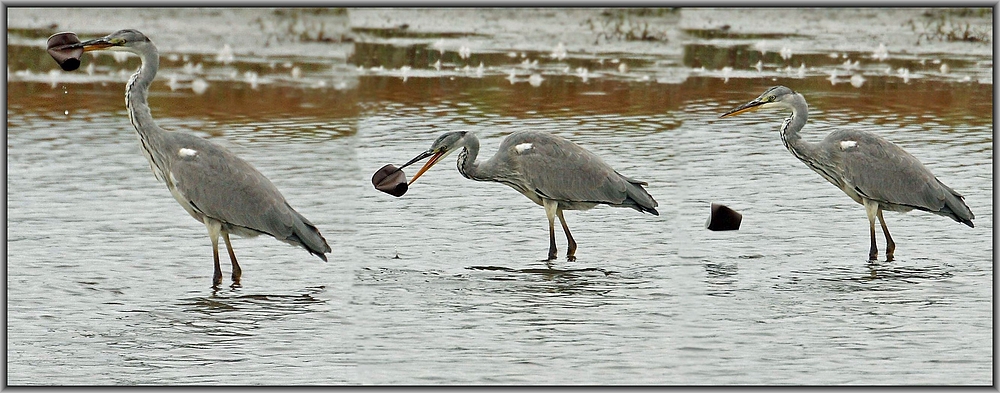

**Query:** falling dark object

left=706, top=203, right=742, bottom=231
left=372, top=164, right=408, bottom=197
left=47, top=32, right=83, bottom=71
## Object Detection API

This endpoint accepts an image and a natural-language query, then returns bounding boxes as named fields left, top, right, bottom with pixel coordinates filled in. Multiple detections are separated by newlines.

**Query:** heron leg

left=543, top=199, right=558, bottom=261
left=556, top=209, right=576, bottom=262
left=205, top=220, right=224, bottom=288
left=877, top=207, right=895, bottom=262
left=864, top=199, right=879, bottom=261
left=222, top=231, right=242, bottom=286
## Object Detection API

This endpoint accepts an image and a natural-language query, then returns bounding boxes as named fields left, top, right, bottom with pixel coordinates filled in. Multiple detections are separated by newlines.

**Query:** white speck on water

left=722, top=66, right=732, bottom=83
left=191, top=78, right=208, bottom=94
left=85, top=63, right=95, bottom=76
left=216, top=44, right=234, bottom=64
left=433, top=59, right=441, bottom=71
left=508, top=69, right=517, bottom=84
left=576, top=67, right=589, bottom=82
left=166, top=75, right=179, bottom=91
left=872, top=43, right=888, bottom=61
left=64, top=110, right=69, bottom=116
left=528, top=73, right=543, bottom=87
left=400, top=65, right=411, bottom=82
left=244, top=71, right=259, bottom=89
left=754, top=60, right=763, bottom=72
left=797, top=63, right=806, bottom=78
left=459, top=45, right=471, bottom=59
left=475, top=62, right=484, bottom=78
left=897, top=67, right=910, bottom=83
left=828, top=69, right=839, bottom=85
left=780, top=47, right=792, bottom=60
left=850, top=74, right=865, bottom=88
left=291, top=66, right=302, bottom=79
left=618, top=63, right=629, bottom=73
left=940, top=63, right=949, bottom=74
left=551, top=42, right=567, bottom=61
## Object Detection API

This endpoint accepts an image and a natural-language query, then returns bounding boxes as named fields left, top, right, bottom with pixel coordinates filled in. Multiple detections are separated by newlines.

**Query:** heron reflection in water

left=721, top=85, right=974, bottom=261
left=66, top=29, right=331, bottom=287
left=399, top=130, right=659, bottom=262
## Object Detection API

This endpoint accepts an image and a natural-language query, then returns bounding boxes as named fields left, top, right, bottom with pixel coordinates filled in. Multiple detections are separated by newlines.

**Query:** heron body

left=73, top=29, right=331, bottom=287
left=722, top=85, right=974, bottom=261
left=401, top=130, right=658, bottom=261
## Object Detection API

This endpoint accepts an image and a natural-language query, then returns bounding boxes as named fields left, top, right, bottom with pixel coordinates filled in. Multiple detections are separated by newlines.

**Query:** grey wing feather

left=502, top=131, right=658, bottom=214
left=163, top=134, right=332, bottom=258
left=831, top=130, right=974, bottom=226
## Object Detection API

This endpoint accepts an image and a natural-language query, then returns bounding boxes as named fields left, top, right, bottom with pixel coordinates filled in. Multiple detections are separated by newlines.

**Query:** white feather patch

left=840, top=140, right=857, bottom=150
left=514, top=143, right=533, bottom=153
left=178, top=148, right=198, bottom=157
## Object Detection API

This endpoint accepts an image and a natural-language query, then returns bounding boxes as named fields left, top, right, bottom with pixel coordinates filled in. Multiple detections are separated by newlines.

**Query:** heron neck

left=780, top=94, right=841, bottom=188
left=779, top=95, right=820, bottom=161
left=124, top=47, right=169, bottom=182
left=456, top=137, right=484, bottom=181
left=125, top=48, right=161, bottom=135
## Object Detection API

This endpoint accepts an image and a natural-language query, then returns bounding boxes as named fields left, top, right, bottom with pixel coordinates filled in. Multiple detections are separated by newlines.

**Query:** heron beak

left=71, top=37, right=116, bottom=52
left=721, top=99, right=765, bottom=118
left=406, top=150, right=448, bottom=185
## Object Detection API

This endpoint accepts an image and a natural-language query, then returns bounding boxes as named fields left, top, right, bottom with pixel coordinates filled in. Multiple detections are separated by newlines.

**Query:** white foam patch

left=840, top=140, right=857, bottom=150
left=179, top=148, right=198, bottom=157
left=514, top=143, right=533, bottom=153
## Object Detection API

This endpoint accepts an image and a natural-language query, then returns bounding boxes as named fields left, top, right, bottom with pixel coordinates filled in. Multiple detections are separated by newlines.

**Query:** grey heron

left=69, top=29, right=331, bottom=287
left=721, top=85, right=974, bottom=261
left=399, top=130, right=659, bottom=262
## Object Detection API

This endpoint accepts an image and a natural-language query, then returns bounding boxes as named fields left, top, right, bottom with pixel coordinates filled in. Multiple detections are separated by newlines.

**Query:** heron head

left=399, top=131, right=472, bottom=185
left=72, top=29, right=152, bottom=54
left=720, top=85, right=797, bottom=118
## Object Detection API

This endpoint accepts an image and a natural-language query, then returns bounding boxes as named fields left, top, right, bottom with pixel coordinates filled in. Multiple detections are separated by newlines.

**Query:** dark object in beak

left=372, top=164, right=408, bottom=197
left=706, top=203, right=742, bottom=231
left=47, top=32, right=84, bottom=71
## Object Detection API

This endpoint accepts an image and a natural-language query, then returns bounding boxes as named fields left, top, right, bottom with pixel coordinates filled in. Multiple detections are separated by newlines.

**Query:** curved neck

left=780, top=94, right=841, bottom=187
left=779, top=94, right=820, bottom=162
left=125, top=48, right=160, bottom=134
left=123, top=47, right=169, bottom=182
left=456, top=136, right=483, bottom=181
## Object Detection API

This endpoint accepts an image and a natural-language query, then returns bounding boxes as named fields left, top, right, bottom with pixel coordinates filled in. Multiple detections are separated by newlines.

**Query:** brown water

left=6, top=8, right=993, bottom=385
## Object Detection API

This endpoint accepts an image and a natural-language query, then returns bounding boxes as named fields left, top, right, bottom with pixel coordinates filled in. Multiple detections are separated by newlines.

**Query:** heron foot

left=212, top=272, right=223, bottom=288
left=567, top=255, right=576, bottom=262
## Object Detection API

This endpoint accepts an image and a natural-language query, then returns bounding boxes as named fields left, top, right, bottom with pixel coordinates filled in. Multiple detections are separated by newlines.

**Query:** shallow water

left=6, top=8, right=993, bottom=385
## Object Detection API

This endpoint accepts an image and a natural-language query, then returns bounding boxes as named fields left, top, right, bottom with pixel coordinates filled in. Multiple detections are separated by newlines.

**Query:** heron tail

left=619, top=172, right=659, bottom=216
left=938, top=182, right=975, bottom=228
left=286, top=203, right=332, bottom=261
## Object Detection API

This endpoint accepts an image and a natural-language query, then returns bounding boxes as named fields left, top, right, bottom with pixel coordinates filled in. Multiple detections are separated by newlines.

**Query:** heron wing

left=501, top=131, right=641, bottom=206
left=160, top=133, right=333, bottom=252
left=832, top=129, right=956, bottom=213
